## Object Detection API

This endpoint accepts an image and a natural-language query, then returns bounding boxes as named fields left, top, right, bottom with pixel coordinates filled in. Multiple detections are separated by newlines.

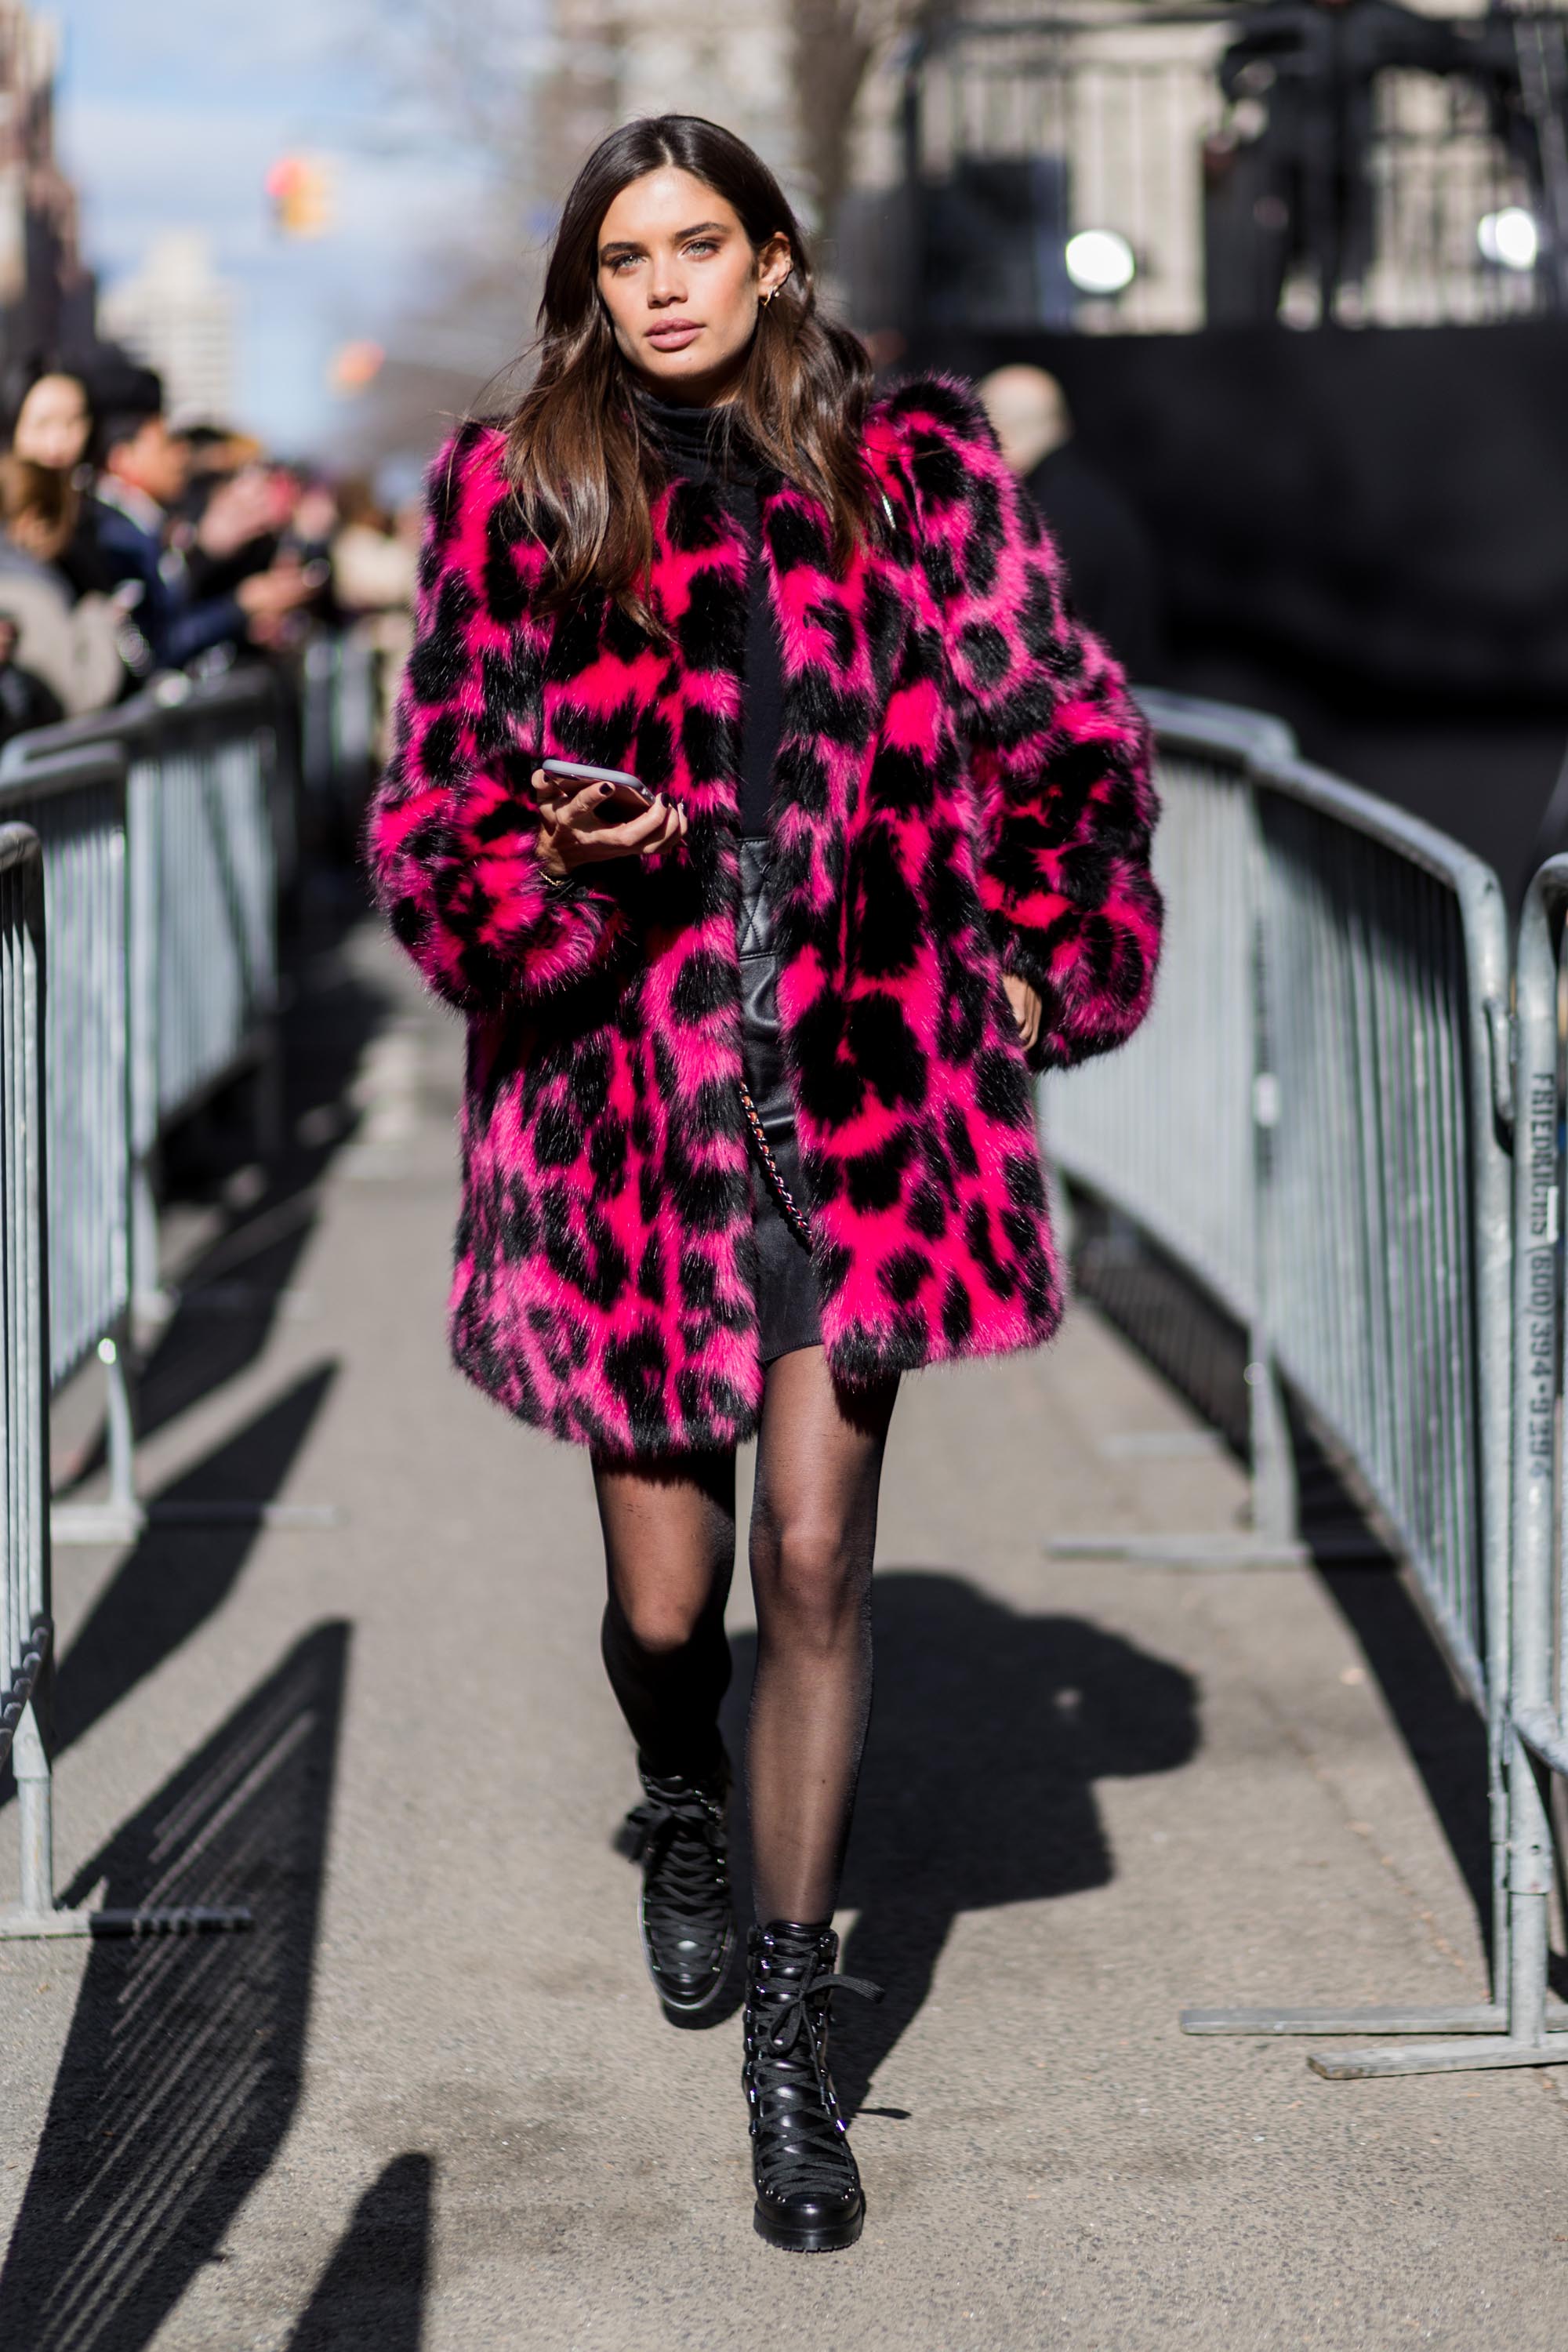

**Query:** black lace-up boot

left=742, top=1920, right=882, bottom=2252
left=621, top=1752, right=735, bottom=2017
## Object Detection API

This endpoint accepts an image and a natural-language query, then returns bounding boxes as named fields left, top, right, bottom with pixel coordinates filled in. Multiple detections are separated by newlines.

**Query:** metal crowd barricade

left=0, top=825, right=53, bottom=1869
left=299, top=630, right=336, bottom=802
left=0, top=820, right=249, bottom=1940
left=301, top=625, right=380, bottom=849
left=1, top=666, right=285, bottom=1331
left=1044, top=691, right=1301, bottom=1558
left=0, top=750, right=136, bottom=1546
left=1049, top=691, right=1568, bottom=2077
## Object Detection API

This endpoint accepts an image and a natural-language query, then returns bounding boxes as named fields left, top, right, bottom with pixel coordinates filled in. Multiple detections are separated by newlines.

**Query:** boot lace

left=626, top=1775, right=731, bottom=1964
left=746, top=1939, right=883, bottom=2205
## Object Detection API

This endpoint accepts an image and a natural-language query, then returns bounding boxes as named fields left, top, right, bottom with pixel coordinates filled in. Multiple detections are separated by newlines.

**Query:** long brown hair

left=506, top=116, right=876, bottom=630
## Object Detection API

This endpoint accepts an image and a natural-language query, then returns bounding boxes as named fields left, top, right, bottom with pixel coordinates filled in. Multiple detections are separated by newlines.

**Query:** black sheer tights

left=594, top=1348, right=898, bottom=1926
left=597, top=1450, right=735, bottom=1783
left=743, top=1351, right=897, bottom=1923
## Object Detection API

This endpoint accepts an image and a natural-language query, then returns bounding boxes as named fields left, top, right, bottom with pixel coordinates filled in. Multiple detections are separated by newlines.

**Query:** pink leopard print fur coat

left=368, top=376, right=1162, bottom=1456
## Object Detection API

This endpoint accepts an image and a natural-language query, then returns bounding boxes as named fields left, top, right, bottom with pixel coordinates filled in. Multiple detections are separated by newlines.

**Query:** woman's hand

left=530, top=768, right=688, bottom=879
left=1003, top=972, right=1043, bottom=1053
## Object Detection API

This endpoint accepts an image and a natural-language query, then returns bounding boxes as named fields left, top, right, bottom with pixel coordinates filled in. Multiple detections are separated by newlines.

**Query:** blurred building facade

left=100, top=233, right=237, bottom=423
left=840, top=0, right=1558, bottom=340
left=535, top=0, right=800, bottom=211
left=524, top=0, right=1552, bottom=339
left=0, top=1, right=95, bottom=371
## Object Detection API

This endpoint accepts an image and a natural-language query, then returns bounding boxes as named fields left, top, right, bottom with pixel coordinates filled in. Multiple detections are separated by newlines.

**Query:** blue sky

left=50, top=1, right=518, bottom=451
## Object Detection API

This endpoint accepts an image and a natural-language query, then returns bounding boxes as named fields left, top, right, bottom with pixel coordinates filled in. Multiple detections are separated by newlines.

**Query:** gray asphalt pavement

left=2, top=906, right=1566, bottom=2351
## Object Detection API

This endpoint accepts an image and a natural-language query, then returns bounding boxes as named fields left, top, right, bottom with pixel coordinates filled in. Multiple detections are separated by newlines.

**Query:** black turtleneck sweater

left=642, top=395, right=784, bottom=838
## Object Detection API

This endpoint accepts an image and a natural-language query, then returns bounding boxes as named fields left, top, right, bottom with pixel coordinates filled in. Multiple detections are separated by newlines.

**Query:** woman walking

left=368, top=114, right=1160, bottom=2253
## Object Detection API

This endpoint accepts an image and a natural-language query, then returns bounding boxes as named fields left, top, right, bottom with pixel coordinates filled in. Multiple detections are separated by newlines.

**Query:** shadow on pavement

left=1069, top=1189, right=1505, bottom=1976
left=286, top=2152, right=434, bottom=2352
left=724, top=1570, right=1199, bottom=2119
left=49, top=1363, right=339, bottom=1769
left=127, top=1211, right=331, bottom=1449
left=0, top=1622, right=350, bottom=2352
left=1313, top=1538, right=1492, bottom=1934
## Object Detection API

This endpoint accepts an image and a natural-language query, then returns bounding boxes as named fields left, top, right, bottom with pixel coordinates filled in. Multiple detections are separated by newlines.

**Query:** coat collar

left=538, top=453, right=923, bottom=913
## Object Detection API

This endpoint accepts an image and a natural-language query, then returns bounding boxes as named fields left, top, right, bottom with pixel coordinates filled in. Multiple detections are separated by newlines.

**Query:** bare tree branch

left=357, top=0, right=543, bottom=193
left=326, top=2, right=550, bottom=472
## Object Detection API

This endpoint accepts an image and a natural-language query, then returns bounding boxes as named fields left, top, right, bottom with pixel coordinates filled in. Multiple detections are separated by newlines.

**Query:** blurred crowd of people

left=0, top=355, right=418, bottom=751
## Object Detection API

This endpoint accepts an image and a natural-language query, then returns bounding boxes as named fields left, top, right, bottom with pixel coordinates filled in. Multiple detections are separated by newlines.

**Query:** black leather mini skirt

left=737, top=835, right=823, bottom=1364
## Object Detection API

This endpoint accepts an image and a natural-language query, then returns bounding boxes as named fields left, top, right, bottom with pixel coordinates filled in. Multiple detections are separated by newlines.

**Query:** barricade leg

left=1181, top=1736, right=1568, bottom=2070
left=130, top=1145, right=169, bottom=1333
left=104, top=1332, right=136, bottom=1520
left=1244, top=912, right=1298, bottom=1551
left=1243, top=1339, right=1298, bottom=1550
left=1299, top=1742, right=1568, bottom=2078
left=1, top=1670, right=252, bottom=1942
left=11, top=1702, right=54, bottom=1922
left=1181, top=1669, right=1568, bottom=2070
left=1178, top=1661, right=1556, bottom=2062
left=50, top=1327, right=145, bottom=1548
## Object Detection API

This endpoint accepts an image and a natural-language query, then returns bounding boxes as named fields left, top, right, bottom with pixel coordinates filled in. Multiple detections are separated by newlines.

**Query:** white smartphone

left=540, top=757, right=653, bottom=808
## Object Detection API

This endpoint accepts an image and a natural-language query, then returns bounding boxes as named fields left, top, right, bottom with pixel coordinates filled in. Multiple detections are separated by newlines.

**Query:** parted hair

left=504, top=115, right=877, bottom=630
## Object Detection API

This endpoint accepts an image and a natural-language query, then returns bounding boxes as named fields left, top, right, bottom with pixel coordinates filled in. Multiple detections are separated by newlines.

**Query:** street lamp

left=1476, top=207, right=1539, bottom=271
left=1064, top=228, right=1137, bottom=298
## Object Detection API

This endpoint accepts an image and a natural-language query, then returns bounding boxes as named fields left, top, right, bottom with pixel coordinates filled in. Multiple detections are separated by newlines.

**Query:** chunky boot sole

left=752, top=2198, right=865, bottom=2254
left=638, top=1894, right=736, bottom=2018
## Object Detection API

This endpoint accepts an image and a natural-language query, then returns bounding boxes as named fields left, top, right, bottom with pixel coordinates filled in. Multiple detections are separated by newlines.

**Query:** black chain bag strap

left=737, top=1074, right=813, bottom=1247
left=735, top=833, right=814, bottom=1249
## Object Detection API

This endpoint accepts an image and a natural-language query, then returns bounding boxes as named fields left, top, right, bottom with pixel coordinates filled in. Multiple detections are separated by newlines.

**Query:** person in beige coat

left=0, top=457, right=128, bottom=715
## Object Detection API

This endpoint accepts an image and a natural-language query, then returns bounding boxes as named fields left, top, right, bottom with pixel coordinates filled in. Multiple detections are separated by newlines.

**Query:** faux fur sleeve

left=366, top=423, right=628, bottom=1012
left=885, top=376, right=1162, bottom=1070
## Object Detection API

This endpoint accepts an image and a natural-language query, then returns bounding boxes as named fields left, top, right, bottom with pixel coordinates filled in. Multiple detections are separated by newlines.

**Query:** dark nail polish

left=599, top=782, right=614, bottom=795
